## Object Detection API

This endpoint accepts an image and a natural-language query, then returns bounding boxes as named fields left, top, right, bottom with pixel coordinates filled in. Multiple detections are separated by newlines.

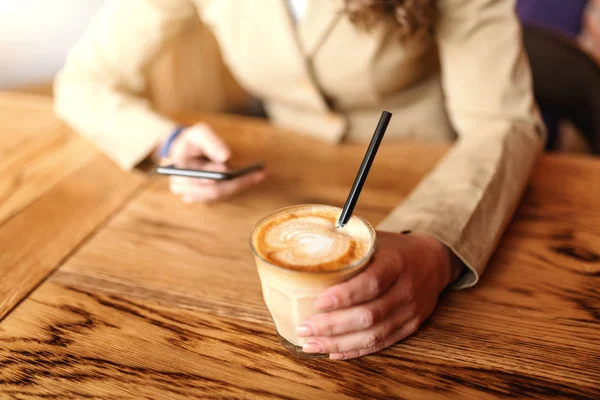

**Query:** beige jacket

left=54, top=0, right=545, bottom=289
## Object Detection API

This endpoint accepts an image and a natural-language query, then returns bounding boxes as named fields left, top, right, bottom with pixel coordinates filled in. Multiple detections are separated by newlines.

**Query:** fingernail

left=315, top=295, right=336, bottom=311
left=302, top=341, right=323, bottom=353
left=296, top=324, right=313, bottom=337
left=329, top=353, right=346, bottom=360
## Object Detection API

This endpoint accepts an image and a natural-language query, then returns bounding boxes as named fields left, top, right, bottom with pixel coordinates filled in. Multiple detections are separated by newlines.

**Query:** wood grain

left=0, top=153, right=145, bottom=321
left=0, top=93, right=57, bottom=156
left=0, top=93, right=145, bottom=320
left=0, top=122, right=96, bottom=223
left=0, top=108, right=599, bottom=398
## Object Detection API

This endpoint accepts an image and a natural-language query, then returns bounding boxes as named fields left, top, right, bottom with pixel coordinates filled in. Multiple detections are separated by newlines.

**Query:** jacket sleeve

left=377, top=0, right=546, bottom=288
left=54, top=0, right=198, bottom=170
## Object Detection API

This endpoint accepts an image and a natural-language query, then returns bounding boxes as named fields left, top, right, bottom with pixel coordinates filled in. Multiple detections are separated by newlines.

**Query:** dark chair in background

left=523, top=25, right=600, bottom=154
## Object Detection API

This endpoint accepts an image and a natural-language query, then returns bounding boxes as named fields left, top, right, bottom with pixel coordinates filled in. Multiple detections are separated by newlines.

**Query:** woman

left=55, top=0, right=545, bottom=359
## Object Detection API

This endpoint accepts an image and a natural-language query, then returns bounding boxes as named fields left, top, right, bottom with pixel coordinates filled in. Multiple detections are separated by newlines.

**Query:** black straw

left=337, top=111, right=392, bottom=228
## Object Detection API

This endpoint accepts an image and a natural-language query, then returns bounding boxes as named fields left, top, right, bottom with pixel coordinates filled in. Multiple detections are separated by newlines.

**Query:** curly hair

left=344, top=0, right=437, bottom=41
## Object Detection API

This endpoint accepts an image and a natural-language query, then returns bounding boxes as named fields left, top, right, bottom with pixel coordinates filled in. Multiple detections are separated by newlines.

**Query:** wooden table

left=0, top=92, right=598, bottom=399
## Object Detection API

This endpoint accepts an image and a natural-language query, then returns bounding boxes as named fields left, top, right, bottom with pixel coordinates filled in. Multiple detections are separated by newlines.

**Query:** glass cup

left=249, top=205, right=377, bottom=358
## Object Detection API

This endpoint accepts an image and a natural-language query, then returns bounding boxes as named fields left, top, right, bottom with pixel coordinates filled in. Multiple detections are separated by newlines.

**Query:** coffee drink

left=250, top=205, right=376, bottom=356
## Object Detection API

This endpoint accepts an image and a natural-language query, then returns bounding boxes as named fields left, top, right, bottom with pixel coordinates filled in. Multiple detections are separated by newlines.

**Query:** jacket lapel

left=297, top=0, right=345, bottom=58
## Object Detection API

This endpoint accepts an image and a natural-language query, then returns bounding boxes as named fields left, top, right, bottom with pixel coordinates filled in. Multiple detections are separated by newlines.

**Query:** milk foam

left=265, top=216, right=351, bottom=267
left=253, top=205, right=374, bottom=272
left=279, top=222, right=335, bottom=255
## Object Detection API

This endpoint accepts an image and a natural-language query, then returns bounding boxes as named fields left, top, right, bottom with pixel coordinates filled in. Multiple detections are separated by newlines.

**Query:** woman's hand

left=165, top=123, right=267, bottom=203
left=297, top=231, right=454, bottom=360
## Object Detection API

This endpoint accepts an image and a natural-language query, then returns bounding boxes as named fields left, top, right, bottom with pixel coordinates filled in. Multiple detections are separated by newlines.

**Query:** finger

left=170, top=176, right=218, bottom=199
left=302, top=305, right=415, bottom=355
left=314, top=253, right=401, bottom=312
left=299, top=280, right=413, bottom=338
left=173, top=184, right=220, bottom=203
left=208, top=169, right=268, bottom=199
left=170, top=177, right=218, bottom=192
left=173, top=124, right=231, bottom=163
left=177, top=169, right=267, bottom=203
left=328, top=318, right=421, bottom=360
left=177, top=187, right=220, bottom=204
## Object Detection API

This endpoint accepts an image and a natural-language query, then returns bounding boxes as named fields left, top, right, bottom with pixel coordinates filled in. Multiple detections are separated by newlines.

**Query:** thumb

left=172, top=123, right=231, bottom=163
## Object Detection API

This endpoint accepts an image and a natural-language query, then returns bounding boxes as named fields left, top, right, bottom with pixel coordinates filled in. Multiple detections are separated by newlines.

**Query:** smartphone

left=156, top=161, right=264, bottom=181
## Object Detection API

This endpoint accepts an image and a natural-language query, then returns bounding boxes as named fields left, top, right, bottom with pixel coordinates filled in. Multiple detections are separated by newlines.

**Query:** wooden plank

left=0, top=91, right=146, bottom=320
left=1, top=112, right=598, bottom=397
left=0, top=122, right=97, bottom=223
left=0, top=280, right=596, bottom=399
left=0, top=283, right=360, bottom=400
left=54, top=114, right=449, bottom=325
left=0, top=93, right=57, bottom=155
left=0, top=153, right=144, bottom=320
left=11, top=81, right=54, bottom=97
left=0, top=92, right=99, bottom=224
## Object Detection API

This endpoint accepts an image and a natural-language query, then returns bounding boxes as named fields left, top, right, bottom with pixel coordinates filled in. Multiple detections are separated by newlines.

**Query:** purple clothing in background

left=516, top=0, right=588, bottom=37
left=516, top=0, right=589, bottom=148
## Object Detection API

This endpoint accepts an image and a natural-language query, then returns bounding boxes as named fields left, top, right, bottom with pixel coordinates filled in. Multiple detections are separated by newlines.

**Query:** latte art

left=279, top=225, right=336, bottom=255
left=265, top=216, right=352, bottom=267
left=253, top=205, right=374, bottom=272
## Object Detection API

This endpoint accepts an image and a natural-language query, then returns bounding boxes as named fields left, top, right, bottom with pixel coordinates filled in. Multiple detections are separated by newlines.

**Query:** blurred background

left=0, top=1, right=104, bottom=94
left=0, top=0, right=249, bottom=113
left=2, top=0, right=598, bottom=152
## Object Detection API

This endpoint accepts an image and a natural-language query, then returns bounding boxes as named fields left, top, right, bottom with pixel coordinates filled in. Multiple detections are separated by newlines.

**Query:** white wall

left=0, top=0, right=105, bottom=89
